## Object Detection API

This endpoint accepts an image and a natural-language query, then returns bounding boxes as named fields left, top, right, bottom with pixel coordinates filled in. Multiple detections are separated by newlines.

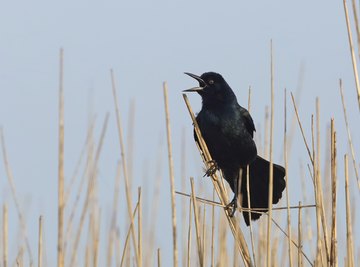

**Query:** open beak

left=183, top=72, right=206, bottom=92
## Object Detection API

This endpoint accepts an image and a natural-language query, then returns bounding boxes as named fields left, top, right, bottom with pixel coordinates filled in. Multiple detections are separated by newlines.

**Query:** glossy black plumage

left=185, top=71, right=286, bottom=225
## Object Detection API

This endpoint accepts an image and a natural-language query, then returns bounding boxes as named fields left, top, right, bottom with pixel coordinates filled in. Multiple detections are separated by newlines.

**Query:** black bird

left=184, top=71, right=286, bottom=225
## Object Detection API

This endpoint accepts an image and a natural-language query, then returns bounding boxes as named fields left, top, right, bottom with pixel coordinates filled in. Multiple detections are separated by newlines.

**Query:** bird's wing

left=239, top=106, right=256, bottom=138
left=193, top=113, right=201, bottom=148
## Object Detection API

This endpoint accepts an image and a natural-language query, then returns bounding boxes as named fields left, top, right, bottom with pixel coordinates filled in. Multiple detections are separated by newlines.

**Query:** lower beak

left=183, top=72, right=206, bottom=92
left=183, top=86, right=204, bottom=92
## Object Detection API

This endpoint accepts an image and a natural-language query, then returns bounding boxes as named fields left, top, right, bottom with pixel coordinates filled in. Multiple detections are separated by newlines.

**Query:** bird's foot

left=225, top=196, right=238, bottom=217
left=203, top=160, right=219, bottom=177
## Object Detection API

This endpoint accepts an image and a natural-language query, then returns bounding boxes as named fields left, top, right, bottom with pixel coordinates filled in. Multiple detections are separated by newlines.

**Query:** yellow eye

left=208, top=79, right=214, bottom=85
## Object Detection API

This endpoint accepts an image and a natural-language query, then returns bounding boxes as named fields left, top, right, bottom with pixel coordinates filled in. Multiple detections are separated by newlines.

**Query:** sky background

left=1, top=1, right=359, bottom=266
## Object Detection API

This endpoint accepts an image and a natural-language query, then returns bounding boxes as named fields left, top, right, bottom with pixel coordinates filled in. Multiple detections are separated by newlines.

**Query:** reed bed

left=1, top=3, right=360, bottom=267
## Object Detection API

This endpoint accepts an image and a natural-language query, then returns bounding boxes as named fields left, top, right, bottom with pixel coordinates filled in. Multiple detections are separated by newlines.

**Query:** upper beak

left=183, top=72, right=206, bottom=92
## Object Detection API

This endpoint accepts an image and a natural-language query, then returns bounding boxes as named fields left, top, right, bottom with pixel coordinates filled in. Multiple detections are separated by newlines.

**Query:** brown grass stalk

left=138, top=187, right=143, bottom=267
left=202, top=204, right=207, bottom=266
left=298, top=202, right=303, bottom=267
left=330, top=120, right=338, bottom=267
left=284, top=89, right=293, bottom=267
left=110, top=69, right=140, bottom=267
left=157, top=248, right=161, bottom=267
left=246, top=87, right=256, bottom=267
left=106, top=162, right=121, bottom=267
left=187, top=198, right=192, bottom=267
left=0, top=129, right=33, bottom=265
left=120, top=202, right=140, bottom=267
left=57, top=47, right=65, bottom=267
left=211, top=189, right=215, bottom=267
left=291, top=93, right=330, bottom=263
left=344, top=155, right=355, bottom=267
left=351, top=0, right=360, bottom=59
left=314, top=98, right=322, bottom=265
left=163, top=82, right=179, bottom=267
left=181, top=128, right=188, bottom=266
left=69, top=114, right=109, bottom=266
left=343, top=0, right=360, bottom=111
left=339, top=80, right=360, bottom=190
left=266, top=40, right=275, bottom=267
left=190, top=177, right=204, bottom=267
left=64, top=117, right=96, bottom=206
left=3, top=204, right=8, bottom=267
left=183, top=94, right=253, bottom=267
left=38, top=216, right=43, bottom=267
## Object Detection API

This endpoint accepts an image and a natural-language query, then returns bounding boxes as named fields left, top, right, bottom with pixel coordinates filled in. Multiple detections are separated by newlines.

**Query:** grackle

left=184, top=72, right=286, bottom=225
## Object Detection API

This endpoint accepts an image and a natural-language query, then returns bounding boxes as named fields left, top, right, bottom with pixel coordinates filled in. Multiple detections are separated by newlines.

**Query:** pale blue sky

left=1, top=1, right=359, bottom=266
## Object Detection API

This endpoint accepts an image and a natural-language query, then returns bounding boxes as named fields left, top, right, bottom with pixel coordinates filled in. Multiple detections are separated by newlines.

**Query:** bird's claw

left=203, top=160, right=219, bottom=177
left=225, top=197, right=238, bottom=217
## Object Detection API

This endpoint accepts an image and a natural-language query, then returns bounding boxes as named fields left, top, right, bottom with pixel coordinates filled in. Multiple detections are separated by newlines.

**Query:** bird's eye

left=208, top=79, right=214, bottom=85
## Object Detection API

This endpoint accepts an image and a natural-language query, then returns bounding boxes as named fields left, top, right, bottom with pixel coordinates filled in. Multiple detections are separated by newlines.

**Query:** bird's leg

left=203, top=160, right=219, bottom=177
left=225, top=195, right=238, bottom=217
left=225, top=176, right=239, bottom=217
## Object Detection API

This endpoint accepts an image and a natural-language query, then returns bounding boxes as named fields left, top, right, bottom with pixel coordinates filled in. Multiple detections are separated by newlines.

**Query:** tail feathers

left=241, top=156, right=286, bottom=226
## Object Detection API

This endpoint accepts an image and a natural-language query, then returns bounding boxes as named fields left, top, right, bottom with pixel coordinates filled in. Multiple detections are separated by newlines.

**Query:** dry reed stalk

left=69, top=114, right=109, bottom=266
left=291, top=93, right=330, bottom=263
left=163, top=82, right=179, bottom=267
left=211, top=189, right=215, bottom=267
left=264, top=106, right=270, bottom=158
left=0, top=129, right=33, bottom=265
left=145, top=148, right=164, bottom=265
left=298, top=202, right=303, bottom=267
left=3, top=204, right=8, bottom=267
left=290, top=93, right=313, bottom=164
left=57, top=47, right=65, bottom=267
left=246, top=87, right=256, bottom=267
left=106, top=162, right=121, bottom=267
left=38, top=216, right=43, bottom=267
left=202, top=204, right=207, bottom=266
left=218, top=213, right=229, bottom=267
left=64, top=118, right=96, bottom=205
left=286, top=64, right=305, bottom=158
left=344, top=155, right=355, bottom=267
left=120, top=202, right=140, bottom=267
left=267, top=215, right=313, bottom=266
left=187, top=198, right=192, bottom=267
left=115, top=228, right=121, bottom=267
left=138, top=187, right=143, bottom=267
left=64, top=123, right=94, bottom=254
left=190, top=177, right=204, bottom=267
left=233, top=240, right=238, bottom=267
left=176, top=191, right=315, bottom=211
left=157, top=248, right=161, bottom=267
left=284, top=89, right=293, bottom=267
left=315, top=99, right=324, bottom=266
left=266, top=40, right=275, bottom=267
left=272, top=238, right=280, bottom=267
left=183, top=94, right=253, bottom=267
left=343, top=0, right=360, bottom=111
left=110, top=69, right=140, bottom=267
left=16, top=247, right=24, bottom=267
left=339, top=80, right=360, bottom=190
left=351, top=0, right=360, bottom=59
left=181, top=128, right=188, bottom=266
left=85, top=242, right=90, bottom=267
left=330, top=120, right=338, bottom=267
left=92, top=209, right=101, bottom=267
left=126, top=98, right=136, bottom=191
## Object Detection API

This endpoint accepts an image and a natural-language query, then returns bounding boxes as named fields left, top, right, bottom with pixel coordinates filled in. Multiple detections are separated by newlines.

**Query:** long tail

left=240, top=156, right=286, bottom=226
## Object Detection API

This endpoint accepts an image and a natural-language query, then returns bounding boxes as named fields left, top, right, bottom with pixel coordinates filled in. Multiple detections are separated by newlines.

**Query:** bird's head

left=183, top=72, right=237, bottom=106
